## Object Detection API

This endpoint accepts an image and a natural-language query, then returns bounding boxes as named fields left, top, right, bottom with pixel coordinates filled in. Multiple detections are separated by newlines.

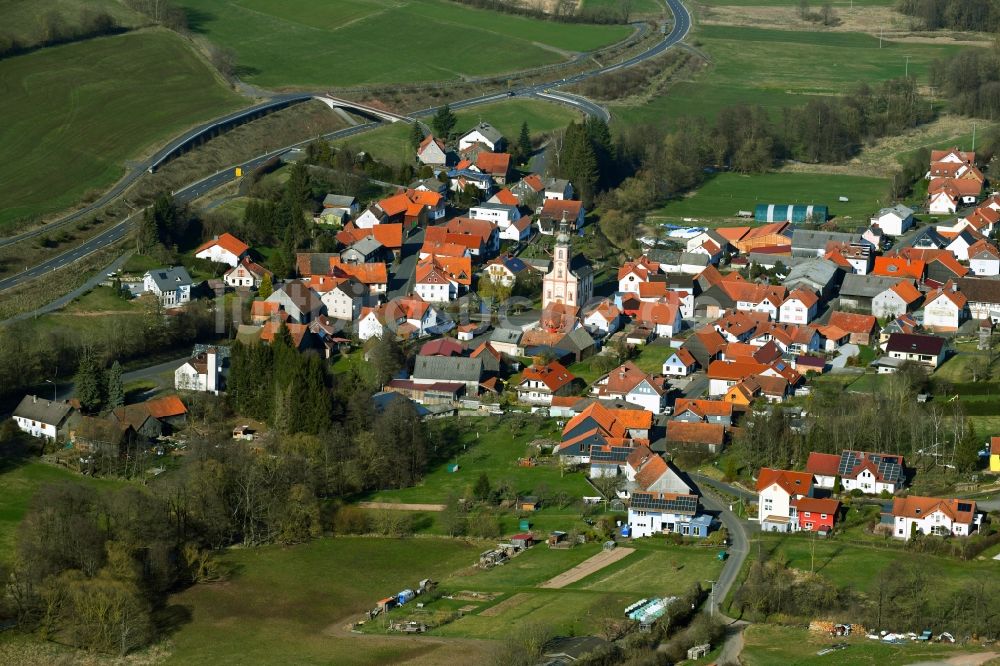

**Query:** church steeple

left=556, top=210, right=570, bottom=246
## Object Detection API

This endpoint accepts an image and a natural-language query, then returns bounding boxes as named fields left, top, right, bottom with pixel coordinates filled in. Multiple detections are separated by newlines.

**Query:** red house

left=793, top=497, right=839, bottom=533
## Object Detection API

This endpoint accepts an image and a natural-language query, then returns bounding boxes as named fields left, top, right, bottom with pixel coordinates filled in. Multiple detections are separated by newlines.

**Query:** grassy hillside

left=1, top=0, right=147, bottom=49
left=614, top=26, right=967, bottom=129
left=177, top=0, right=632, bottom=87
left=0, top=29, right=243, bottom=231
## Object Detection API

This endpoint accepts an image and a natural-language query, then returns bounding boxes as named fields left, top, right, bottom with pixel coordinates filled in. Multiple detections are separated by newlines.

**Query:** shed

left=511, top=533, right=535, bottom=549
left=547, top=531, right=567, bottom=547
left=518, top=495, right=539, bottom=512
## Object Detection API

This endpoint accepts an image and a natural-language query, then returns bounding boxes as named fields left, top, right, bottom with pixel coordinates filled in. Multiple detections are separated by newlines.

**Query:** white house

left=143, top=267, right=192, bottom=307
left=891, top=496, right=978, bottom=540
left=928, top=190, right=958, bottom=215
left=355, top=204, right=389, bottom=230
left=777, top=289, right=818, bottom=325
left=662, top=348, right=697, bottom=377
left=591, top=361, right=668, bottom=414
left=870, top=204, right=914, bottom=236
left=946, top=230, right=980, bottom=261
left=922, top=284, right=968, bottom=332
left=415, top=262, right=460, bottom=303
left=357, top=307, right=384, bottom=341
left=635, top=301, right=682, bottom=338
left=969, top=241, right=1000, bottom=276
left=416, top=135, right=448, bottom=166
left=627, top=492, right=708, bottom=539
left=515, top=361, right=575, bottom=405
left=194, top=233, right=249, bottom=267
left=872, top=280, right=921, bottom=320
left=583, top=300, right=622, bottom=335
left=174, top=347, right=223, bottom=395
left=469, top=203, right=520, bottom=227
left=838, top=450, right=905, bottom=495
left=756, top=468, right=813, bottom=533
left=459, top=122, right=505, bottom=152
left=500, top=217, right=533, bottom=242
left=223, top=258, right=271, bottom=289
left=617, top=257, right=661, bottom=294
left=321, top=278, right=368, bottom=322
left=13, top=395, right=75, bottom=441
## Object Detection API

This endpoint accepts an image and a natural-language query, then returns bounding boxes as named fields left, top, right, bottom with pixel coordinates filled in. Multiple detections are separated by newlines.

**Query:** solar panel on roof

left=632, top=493, right=698, bottom=514
left=837, top=451, right=859, bottom=477
left=957, top=502, right=972, bottom=512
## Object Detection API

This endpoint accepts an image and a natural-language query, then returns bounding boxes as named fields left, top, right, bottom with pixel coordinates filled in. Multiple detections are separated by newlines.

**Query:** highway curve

left=0, top=0, right=691, bottom=295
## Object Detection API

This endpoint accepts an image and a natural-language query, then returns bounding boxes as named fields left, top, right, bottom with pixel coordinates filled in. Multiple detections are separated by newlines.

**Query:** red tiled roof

left=806, top=452, right=840, bottom=477
left=828, top=311, right=877, bottom=335
left=873, top=256, right=925, bottom=279
left=673, top=398, right=733, bottom=418
left=707, top=360, right=767, bottom=381
left=476, top=152, right=511, bottom=176
left=666, top=421, right=725, bottom=446
left=522, top=361, right=575, bottom=392
left=794, top=497, right=840, bottom=515
left=196, top=232, right=249, bottom=257
left=540, top=199, right=583, bottom=220
left=756, top=467, right=813, bottom=494
left=892, top=495, right=976, bottom=523
left=142, top=395, right=188, bottom=419
left=492, top=189, right=519, bottom=206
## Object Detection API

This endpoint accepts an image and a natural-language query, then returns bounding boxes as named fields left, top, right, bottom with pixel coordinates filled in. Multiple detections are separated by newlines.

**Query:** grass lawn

left=414, top=538, right=723, bottom=639
left=369, top=415, right=592, bottom=504
left=742, top=624, right=992, bottom=666
left=165, top=536, right=490, bottom=665
left=648, top=171, right=890, bottom=224
left=1, top=0, right=146, bottom=46
left=583, top=0, right=666, bottom=12
left=750, top=532, right=994, bottom=592
left=63, top=285, right=139, bottom=314
left=846, top=373, right=892, bottom=394
left=177, top=0, right=631, bottom=88
left=0, top=29, right=243, bottom=231
left=338, top=98, right=582, bottom=166
left=614, top=25, right=967, bottom=131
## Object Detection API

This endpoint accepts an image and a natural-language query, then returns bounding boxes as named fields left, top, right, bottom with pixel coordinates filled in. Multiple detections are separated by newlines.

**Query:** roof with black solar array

left=631, top=492, right=698, bottom=515
left=838, top=450, right=903, bottom=483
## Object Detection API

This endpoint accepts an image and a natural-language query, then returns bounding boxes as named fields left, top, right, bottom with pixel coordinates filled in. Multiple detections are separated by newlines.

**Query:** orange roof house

left=756, top=468, right=813, bottom=495
left=665, top=421, right=726, bottom=450
left=142, top=396, right=188, bottom=419
left=873, top=256, right=925, bottom=280
left=732, top=222, right=791, bottom=253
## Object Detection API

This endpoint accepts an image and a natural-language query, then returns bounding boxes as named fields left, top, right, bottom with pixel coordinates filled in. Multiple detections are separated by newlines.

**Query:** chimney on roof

left=951, top=281, right=958, bottom=292
left=32, top=395, right=37, bottom=404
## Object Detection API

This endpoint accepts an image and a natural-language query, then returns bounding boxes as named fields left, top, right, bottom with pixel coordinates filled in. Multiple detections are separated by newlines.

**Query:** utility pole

left=879, top=26, right=883, bottom=49
left=904, top=55, right=911, bottom=78
left=973, top=122, right=977, bottom=151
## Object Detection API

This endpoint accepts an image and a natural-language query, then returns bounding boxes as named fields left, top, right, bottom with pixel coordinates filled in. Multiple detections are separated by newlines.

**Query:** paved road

left=2, top=0, right=691, bottom=295
left=690, top=474, right=754, bottom=620
left=388, top=228, right=425, bottom=299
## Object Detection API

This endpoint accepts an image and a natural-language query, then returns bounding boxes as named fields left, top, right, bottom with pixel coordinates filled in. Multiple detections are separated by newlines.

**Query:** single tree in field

left=258, top=272, right=273, bottom=299
left=431, top=104, right=457, bottom=138
left=473, top=472, right=492, bottom=502
left=75, top=348, right=105, bottom=414
left=517, top=121, right=532, bottom=165
left=106, top=360, right=124, bottom=410
left=409, top=122, right=425, bottom=150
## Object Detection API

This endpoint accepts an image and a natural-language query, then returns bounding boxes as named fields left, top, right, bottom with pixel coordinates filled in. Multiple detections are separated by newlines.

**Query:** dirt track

left=357, top=502, right=446, bottom=512
left=538, top=547, right=634, bottom=589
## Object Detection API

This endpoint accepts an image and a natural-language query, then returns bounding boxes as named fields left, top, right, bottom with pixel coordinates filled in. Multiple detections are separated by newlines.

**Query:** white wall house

left=13, top=395, right=75, bottom=441
left=662, top=349, right=696, bottom=377
left=891, top=496, right=978, bottom=541
left=870, top=205, right=914, bottom=236
left=194, top=233, right=248, bottom=267
left=143, top=267, right=192, bottom=307
left=756, top=468, right=813, bottom=533
left=970, top=243, right=1000, bottom=276
left=174, top=347, right=222, bottom=395
left=778, top=291, right=818, bottom=325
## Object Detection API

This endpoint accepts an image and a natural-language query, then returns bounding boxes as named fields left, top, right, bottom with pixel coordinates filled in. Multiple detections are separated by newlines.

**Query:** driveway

left=388, top=228, right=424, bottom=299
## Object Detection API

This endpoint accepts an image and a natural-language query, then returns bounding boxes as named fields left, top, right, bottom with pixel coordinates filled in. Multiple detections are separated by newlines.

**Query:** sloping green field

left=178, top=0, right=632, bottom=87
left=0, top=29, right=243, bottom=230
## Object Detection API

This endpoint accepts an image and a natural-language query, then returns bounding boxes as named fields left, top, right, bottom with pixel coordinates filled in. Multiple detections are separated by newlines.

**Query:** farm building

left=755, top=204, right=829, bottom=224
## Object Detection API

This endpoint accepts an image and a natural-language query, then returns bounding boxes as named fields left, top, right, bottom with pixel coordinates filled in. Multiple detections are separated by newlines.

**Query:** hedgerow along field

left=0, top=29, right=243, bottom=232
left=177, top=0, right=632, bottom=88
left=614, top=25, right=969, bottom=130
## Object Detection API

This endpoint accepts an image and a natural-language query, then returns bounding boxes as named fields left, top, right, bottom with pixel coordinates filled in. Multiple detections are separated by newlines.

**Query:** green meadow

left=650, top=171, right=891, bottom=223
left=614, top=26, right=967, bottom=129
left=177, top=0, right=632, bottom=88
left=0, top=29, right=243, bottom=231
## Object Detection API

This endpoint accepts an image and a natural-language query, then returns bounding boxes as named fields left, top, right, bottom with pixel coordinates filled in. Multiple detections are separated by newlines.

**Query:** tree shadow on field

left=156, top=604, right=194, bottom=638
left=234, top=65, right=261, bottom=77
left=184, top=8, right=216, bottom=34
